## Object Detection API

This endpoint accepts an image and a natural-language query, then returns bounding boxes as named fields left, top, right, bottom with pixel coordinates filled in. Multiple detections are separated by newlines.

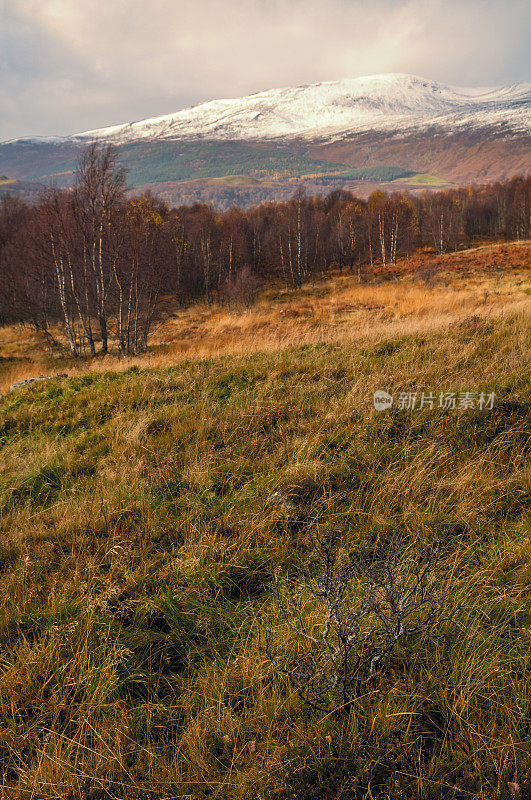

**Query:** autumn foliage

left=0, top=143, right=529, bottom=355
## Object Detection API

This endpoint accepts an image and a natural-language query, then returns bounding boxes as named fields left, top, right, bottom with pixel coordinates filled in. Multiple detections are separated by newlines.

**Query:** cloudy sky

left=1, top=0, right=529, bottom=140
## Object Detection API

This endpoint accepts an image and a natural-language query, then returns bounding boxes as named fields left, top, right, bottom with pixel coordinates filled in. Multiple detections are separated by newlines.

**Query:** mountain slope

left=74, top=73, right=530, bottom=143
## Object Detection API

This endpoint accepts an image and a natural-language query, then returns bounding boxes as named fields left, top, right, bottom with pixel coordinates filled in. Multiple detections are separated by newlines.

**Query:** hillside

left=73, top=74, right=530, bottom=142
left=0, top=74, right=529, bottom=208
left=0, top=243, right=530, bottom=798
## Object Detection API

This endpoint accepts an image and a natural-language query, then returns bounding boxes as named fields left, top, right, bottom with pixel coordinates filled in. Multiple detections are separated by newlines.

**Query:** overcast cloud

left=0, top=0, right=529, bottom=140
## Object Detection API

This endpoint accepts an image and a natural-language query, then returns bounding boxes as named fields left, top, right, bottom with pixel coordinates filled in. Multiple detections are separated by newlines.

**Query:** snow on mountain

left=73, top=74, right=530, bottom=144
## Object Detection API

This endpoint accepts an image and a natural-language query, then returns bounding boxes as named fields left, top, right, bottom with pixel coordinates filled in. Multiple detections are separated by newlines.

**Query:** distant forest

left=0, top=144, right=529, bottom=356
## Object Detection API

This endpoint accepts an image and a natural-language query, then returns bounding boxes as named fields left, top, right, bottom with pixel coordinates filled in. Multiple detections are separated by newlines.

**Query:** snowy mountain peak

left=38, top=73, right=531, bottom=145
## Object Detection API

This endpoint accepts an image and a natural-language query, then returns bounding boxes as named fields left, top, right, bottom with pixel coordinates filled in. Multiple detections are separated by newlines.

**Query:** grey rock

left=9, top=376, right=57, bottom=392
left=266, top=490, right=298, bottom=510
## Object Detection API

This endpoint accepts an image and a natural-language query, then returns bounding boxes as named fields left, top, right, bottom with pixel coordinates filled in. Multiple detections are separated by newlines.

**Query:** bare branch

left=264, top=530, right=454, bottom=711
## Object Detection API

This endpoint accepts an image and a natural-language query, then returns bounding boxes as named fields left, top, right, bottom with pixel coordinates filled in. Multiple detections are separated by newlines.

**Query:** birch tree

left=75, top=143, right=125, bottom=353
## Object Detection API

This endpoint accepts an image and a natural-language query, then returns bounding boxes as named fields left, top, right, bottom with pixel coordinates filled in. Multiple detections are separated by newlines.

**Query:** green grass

left=396, top=173, right=450, bottom=186
left=0, top=313, right=529, bottom=797
left=208, top=174, right=262, bottom=187
left=315, top=165, right=416, bottom=183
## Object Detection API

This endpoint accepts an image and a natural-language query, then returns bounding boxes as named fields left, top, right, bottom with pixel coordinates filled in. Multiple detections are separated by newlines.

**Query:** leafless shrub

left=221, top=264, right=261, bottom=311
left=264, top=528, right=454, bottom=711
left=416, top=261, right=439, bottom=286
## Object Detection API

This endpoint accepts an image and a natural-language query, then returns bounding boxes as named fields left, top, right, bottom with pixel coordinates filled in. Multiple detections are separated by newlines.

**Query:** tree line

left=0, top=143, right=529, bottom=356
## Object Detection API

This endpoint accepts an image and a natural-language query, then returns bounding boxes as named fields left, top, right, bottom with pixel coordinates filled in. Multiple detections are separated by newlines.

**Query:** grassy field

left=0, top=243, right=530, bottom=798
left=394, top=174, right=449, bottom=187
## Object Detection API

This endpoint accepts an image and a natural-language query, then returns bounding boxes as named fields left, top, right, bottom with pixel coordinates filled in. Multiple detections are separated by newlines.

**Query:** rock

left=266, top=478, right=327, bottom=510
left=9, top=375, right=64, bottom=393
left=266, top=489, right=298, bottom=510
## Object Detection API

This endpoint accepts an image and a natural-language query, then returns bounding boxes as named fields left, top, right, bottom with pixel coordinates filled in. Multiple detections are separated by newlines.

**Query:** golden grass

left=1, top=241, right=529, bottom=395
left=0, top=241, right=529, bottom=798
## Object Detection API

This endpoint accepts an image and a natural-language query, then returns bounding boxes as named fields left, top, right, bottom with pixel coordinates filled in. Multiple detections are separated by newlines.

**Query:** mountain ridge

left=71, top=73, right=531, bottom=142
left=3, top=73, right=530, bottom=146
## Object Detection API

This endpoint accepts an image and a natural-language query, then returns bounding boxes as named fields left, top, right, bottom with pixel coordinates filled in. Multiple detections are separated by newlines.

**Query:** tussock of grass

left=0, top=252, right=529, bottom=797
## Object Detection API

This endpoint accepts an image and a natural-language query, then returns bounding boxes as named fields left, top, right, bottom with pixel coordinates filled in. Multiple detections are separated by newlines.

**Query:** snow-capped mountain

left=1, top=74, right=529, bottom=209
left=74, top=73, right=530, bottom=143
